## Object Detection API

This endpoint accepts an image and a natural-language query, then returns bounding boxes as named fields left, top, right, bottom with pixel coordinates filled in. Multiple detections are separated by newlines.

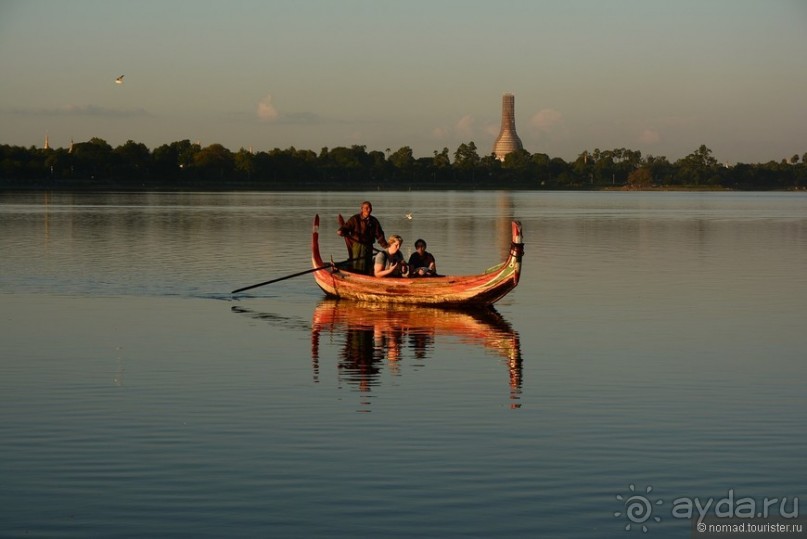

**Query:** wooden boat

left=311, top=215, right=524, bottom=306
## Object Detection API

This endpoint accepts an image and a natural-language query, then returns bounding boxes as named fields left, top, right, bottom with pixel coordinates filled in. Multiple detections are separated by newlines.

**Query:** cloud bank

left=529, top=108, right=564, bottom=133
left=257, top=94, right=279, bottom=121
left=638, top=129, right=661, bottom=145
left=432, top=115, right=476, bottom=142
left=10, top=105, right=150, bottom=117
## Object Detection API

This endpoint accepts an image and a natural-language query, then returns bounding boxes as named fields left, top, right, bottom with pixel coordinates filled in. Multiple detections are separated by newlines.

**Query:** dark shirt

left=340, top=213, right=388, bottom=248
left=408, top=251, right=436, bottom=270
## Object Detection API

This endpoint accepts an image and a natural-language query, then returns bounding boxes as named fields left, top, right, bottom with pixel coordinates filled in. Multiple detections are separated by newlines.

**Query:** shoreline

left=2, top=180, right=802, bottom=193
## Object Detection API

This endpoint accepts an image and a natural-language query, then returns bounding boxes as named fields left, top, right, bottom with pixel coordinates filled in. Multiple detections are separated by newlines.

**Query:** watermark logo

left=614, top=484, right=663, bottom=532
left=614, top=485, right=801, bottom=534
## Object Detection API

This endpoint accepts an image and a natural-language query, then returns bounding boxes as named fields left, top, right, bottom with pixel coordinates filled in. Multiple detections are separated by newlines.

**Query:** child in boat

left=374, top=235, right=407, bottom=277
left=408, top=238, right=437, bottom=276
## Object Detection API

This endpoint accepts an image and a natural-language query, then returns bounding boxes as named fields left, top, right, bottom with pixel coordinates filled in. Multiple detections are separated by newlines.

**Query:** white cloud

left=432, top=127, right=448, bottom=140
left=430, top=116, right=475, bottom=142
left=257, top=94, right=279, bottom=121
left=638, top=129, right=661, bottom=144
left=529, top=108, right=564, bottom=133
left=455, top=115, right=474, bottom=139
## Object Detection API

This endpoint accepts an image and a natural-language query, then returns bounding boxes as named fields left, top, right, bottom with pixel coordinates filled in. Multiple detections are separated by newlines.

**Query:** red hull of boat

left=311, top=215, right=523, bottom=306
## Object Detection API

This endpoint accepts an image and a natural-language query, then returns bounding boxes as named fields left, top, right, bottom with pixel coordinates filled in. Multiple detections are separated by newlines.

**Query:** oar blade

left=230, top=257, right=353, bottom=295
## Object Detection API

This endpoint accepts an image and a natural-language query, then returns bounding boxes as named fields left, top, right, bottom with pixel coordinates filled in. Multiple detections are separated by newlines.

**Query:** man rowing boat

left=337, top=201, right=389, bottom=274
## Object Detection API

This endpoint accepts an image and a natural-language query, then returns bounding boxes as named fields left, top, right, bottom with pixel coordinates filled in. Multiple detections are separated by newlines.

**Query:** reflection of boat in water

left=311, top=299, right=523, bottom=407
left=311, top=215, right=524, bottom=306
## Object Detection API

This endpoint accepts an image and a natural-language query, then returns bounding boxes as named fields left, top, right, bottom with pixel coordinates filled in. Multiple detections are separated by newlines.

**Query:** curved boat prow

left=511, top=220, right=524, bottom=286
left=312, top=214, right=325, bottom=268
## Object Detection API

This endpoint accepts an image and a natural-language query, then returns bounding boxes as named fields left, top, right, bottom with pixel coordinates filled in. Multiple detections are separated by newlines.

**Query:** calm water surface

left=1, top=191, right=805, bottom=538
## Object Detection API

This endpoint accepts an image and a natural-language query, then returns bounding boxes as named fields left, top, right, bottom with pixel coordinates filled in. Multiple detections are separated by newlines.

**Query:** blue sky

left=1, top=0, right=805, bottom=163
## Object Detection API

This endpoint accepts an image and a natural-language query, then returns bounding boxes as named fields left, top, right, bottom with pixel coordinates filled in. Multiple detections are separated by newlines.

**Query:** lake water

left=1, top=191, right=805, bottom=538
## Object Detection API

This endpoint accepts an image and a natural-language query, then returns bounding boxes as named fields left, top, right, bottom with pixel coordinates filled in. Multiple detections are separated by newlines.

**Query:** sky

left=1, top=0, right=806, bottom=163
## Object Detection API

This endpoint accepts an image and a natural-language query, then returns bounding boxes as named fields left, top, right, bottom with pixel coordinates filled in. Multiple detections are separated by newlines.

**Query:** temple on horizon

left=492, top=93, right=524, bottom=161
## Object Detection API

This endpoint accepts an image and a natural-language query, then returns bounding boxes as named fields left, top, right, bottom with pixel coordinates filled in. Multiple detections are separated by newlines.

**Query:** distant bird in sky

left=115, top=75, right=124, bottom=84
left=405, top=212, right=413, bottom=220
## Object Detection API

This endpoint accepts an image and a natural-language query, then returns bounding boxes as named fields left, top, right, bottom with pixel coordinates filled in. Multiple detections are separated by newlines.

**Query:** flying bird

left=115, top=75, right=124, bottom=84
left=405, top=212, right=413, bottom=220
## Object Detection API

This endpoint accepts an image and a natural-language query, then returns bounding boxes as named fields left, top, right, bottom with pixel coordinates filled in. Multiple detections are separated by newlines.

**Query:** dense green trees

left=1, top=138, right=805, bottom=190
left=674, top=144, right=719, bottom=186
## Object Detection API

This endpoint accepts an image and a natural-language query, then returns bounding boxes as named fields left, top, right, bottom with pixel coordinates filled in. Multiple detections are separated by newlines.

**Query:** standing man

left=338, top=201, right=389, bottom=274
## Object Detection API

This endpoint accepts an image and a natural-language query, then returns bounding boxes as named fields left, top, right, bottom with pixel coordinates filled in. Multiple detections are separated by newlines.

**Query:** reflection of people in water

left=310, top=300, right=522, bottom=405
left=409, top=332, right=434, bottom=360
left=231, top=302, right=523, bottom=408
left=335, top=324, right=409, bottom=389
left=339, top=328, right=383, bottom=392
left=376, top=326, right=403, bottom=374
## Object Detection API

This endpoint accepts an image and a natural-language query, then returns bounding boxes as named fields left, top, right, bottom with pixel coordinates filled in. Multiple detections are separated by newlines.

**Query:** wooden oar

left=231, top=258, right=354, bottom=294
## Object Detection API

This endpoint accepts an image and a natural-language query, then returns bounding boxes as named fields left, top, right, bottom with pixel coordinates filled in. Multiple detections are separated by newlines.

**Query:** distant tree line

left=1, top=138, right=806, bottom=190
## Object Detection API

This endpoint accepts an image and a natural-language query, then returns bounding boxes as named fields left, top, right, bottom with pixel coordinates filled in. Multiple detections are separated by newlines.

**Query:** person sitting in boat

left=407, top=238, right=437, bottom=277
left=374, top=235, right=408, bottom=278
left=338, top=200, right=389, bottom=275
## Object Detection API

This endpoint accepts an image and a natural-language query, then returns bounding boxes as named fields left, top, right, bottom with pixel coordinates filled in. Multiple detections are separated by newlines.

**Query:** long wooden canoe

left=311, top=214, right=524, bottom=306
